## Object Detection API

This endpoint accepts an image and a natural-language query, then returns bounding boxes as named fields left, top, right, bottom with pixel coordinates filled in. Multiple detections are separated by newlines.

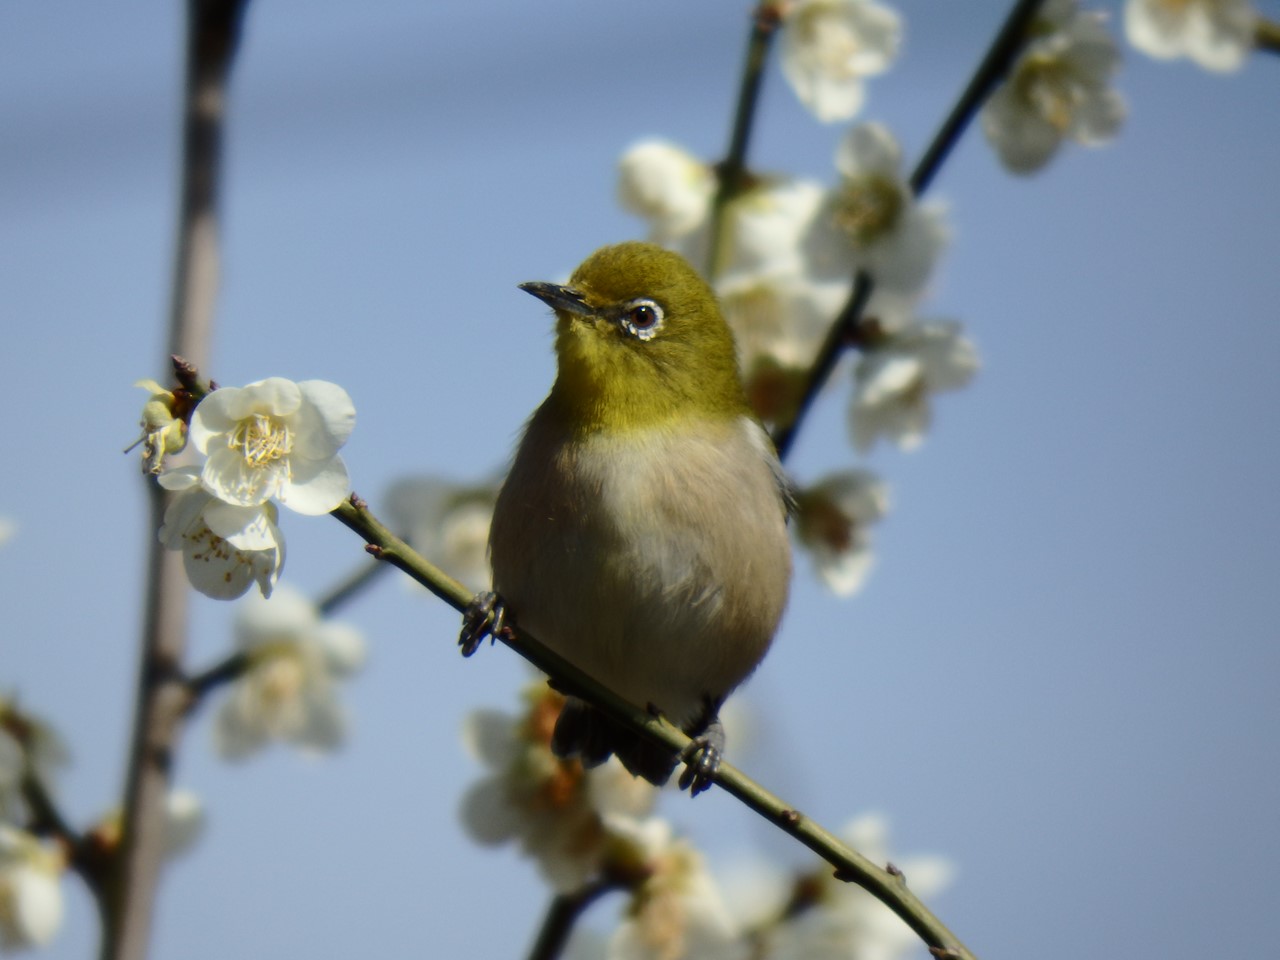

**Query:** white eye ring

left=620, top=299, right=664, bottom=341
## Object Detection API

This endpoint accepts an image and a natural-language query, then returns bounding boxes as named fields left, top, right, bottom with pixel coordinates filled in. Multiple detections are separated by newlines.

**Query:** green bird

left=464, top=241, right=792, bottom=794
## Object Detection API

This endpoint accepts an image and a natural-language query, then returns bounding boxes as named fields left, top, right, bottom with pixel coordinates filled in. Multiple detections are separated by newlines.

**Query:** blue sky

left=3, top=1, right=1279, bottom=958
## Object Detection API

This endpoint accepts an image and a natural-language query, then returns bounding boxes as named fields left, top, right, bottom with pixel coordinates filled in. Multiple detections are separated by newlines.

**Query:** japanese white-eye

left=472, top=241, right=792, bottom=794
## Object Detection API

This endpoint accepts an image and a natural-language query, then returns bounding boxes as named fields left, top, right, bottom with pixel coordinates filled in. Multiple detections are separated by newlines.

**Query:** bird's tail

left=550, top=696, right=677, bottom=786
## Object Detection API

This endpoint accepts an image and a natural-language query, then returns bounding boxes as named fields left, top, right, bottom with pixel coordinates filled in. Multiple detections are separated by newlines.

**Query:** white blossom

left=618, top=141, right=716, bottom=242
left=604, top=818, right=744, bottom=960
left=189, top=377, right=354, bottom=514
left=780, top=0, right=902, bottom=123
left=1124, top=0, right=1256, bottom=71
left=805, top=123, right=948, bottom=299
left=982, top=0, right=1125, bottom=174
left=0, top=518, right=16, bottom=548
left=849, top=320, right=978, bottom=452
left=794, top=470, right=889, bottom=596
left=459, top=684, right=657, bottom=893
left=158, top=467, right=285, bottom=600
left=88, top=789, right=206, bottom=861
left=0, top=827, right=63, bottom=951
left=214, top=586, right=365, bottom=760
left=384, top=477, right=498, bottom=594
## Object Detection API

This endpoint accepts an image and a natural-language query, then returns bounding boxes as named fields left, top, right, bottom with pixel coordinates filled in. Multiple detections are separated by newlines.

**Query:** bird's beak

left=519, top=281, right=594, bottom=317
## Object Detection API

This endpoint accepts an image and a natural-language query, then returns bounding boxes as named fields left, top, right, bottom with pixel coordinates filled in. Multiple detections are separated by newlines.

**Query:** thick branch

left=332, top=496, right=979, bottom=960
left=107, top=3, right=249, bottom=959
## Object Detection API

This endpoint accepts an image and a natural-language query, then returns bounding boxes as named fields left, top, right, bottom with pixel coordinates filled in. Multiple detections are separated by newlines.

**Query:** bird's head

left=521, top=242, right=748, bottom=434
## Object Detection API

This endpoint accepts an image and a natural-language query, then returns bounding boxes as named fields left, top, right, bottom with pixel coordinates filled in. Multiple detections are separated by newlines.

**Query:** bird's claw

left=677, top=719, right=725, bottom=796
left=459, top=591, right=507, bottom=657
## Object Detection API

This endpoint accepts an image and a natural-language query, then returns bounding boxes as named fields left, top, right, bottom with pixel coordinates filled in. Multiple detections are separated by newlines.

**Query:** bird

left=462, top=241, right=792, bottom=794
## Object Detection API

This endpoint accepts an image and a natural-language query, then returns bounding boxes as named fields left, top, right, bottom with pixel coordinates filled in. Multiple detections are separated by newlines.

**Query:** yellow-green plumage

left=489, top=241, right=791, bottom=789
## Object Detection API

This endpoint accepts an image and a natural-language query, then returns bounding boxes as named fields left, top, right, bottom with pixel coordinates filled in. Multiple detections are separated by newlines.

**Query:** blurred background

left=3, top=1, right=1279, bottom=957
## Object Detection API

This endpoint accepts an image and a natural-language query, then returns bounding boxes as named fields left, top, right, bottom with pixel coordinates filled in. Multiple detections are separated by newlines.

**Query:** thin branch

left=771, top=0, right=1047, bottom=460
left=527, top=879, right=622, bottom=960
left=706, top=1, right=785, bottom=279
left=332, top=495, right=980, bottom=960
left=108, top=2, right=250, bottom=959
left=316, top=557, right=390, bottom=617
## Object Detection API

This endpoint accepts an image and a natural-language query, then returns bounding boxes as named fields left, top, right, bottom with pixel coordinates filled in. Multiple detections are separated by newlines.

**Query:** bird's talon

left=677, top=736, right=722, bottom=796
left=459, top=591, right=506, bottom=657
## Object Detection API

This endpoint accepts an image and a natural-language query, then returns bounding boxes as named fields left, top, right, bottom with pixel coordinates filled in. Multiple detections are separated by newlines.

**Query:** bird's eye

left=620, top=299, right=664, bottom=341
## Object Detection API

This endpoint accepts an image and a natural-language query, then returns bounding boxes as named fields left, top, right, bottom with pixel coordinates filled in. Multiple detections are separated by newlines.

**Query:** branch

left=527, top=879, right=622, bottom=960
left=771, top=0, right=1048, bottom=460
left=706, top=1, right=785, bottom=278
left=108, top=2, right=250, bottom=958
left=332, top=495, right=980, bottom=960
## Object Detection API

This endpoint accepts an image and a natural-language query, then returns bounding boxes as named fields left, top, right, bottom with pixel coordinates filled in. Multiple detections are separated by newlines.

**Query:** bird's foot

left=458, top=591, right=508, bottom=657
left=677, top=717, right=725, bottom=797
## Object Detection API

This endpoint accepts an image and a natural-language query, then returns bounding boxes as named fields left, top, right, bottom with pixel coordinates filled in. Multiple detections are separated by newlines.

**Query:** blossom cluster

left=142, top=377, right=356, bottom=600
left=0, top=699, right=204, bottom=951
left=460, top=684, right=952, bottom=960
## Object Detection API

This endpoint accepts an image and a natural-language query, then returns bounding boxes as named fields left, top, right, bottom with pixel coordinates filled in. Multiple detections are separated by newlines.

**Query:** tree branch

left=526, top=879, right=622, bottom=960
left=706, top=1, right=785, bottom=279
left=107, top=2, right=250, bottom=958
left=331, top=495, right=980, bottom=960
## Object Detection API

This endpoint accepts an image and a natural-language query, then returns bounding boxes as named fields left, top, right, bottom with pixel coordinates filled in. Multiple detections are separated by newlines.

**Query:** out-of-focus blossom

left=0, top=519, right=16, bottom=548
left=794, top=470, right=889, bottom=596
left=384, top=477, right=499, bottom=594
left=459, top=683, right=657, bottom=893
left=0, top=827, right=64, bottom=950
left=732, top=814, right=954, bottom=960
left=189, top=377, right=354, bottom=514
left=780, top=0, right=902, bottom=123
left=129, top=378, right=188, bottom=475
left=87, top=789, right=206, bottom=862
left=618, top=141, right=717, bottom=242
left=982, top=0, right=1125, bottom=174
left=805, top=123, right=948, bottom=299
left=604, top=817, right=744, bottom=960
left=1124, top=0, right=1256, bottom=71
left=849, top=320, right=978, bottom=452
left=214, top=586, right=365, bottom=760
left=0, top=701, right=69, bottom=826
left=158, top=467, right=285, bottom=600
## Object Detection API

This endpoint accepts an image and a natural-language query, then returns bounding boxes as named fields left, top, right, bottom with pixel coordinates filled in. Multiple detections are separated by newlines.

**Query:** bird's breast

left=489, top=410, right=791, bottom=725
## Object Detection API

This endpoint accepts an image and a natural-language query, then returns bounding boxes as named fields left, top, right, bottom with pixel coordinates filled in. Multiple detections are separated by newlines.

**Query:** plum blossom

left=849, top=320, right=979, bottom=452
left=794, top=470, right=890, bottom=596
left=0, top=827, right=64, bottom=951
left=158, top=467, right=285, bottom=600
left=214, top=586, right=365, bottom=760
left=981, top=0, right=1125, bottom=174
left=780, top=0, right=902, bottom=123
left=604, top=817, right=744, bottom=960
left=87, top=789, right=206, bottom=861
left=189, top=377, right=354, bottom=514
left=459, top=683, right=657, bottom=893
left=1124, top=0, right=1256, bottom=71
left=618, top=141, right=716, bottom=243
left=805, top=123, right=948, bottom=299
